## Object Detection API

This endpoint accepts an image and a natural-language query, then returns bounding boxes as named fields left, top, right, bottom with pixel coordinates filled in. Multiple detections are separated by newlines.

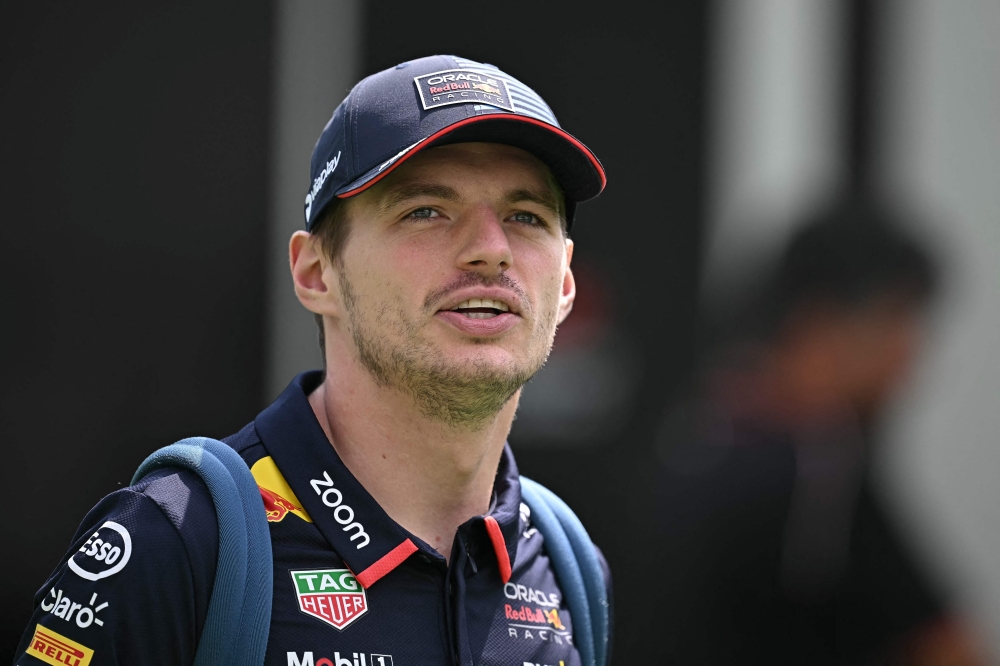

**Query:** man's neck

left=307, top=355, right=517, bottom=562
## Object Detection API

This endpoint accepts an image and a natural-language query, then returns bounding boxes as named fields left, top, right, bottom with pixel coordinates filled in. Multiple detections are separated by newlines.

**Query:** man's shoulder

left=130, top=466, right=220, bottom=567
left=14, top=464, right=221, bottom=665
left=512, top=498, right=613, bottom=595
left=505, top=498, right=613, bottom=664
left=223, top=420, right=270, bottom=469
left=14, top=422, right=277, bottom=665
left=121, top=420, right=266, bottom=539
left=119, top=421, right=268, bottom=564
left=53, top=465, right=221, bottom=599
left=222, top=420, right=263, bottom=455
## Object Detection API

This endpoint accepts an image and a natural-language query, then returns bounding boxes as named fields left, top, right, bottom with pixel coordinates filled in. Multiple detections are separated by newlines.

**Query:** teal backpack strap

left=132, top=437, right=273, bottom=666
left=520, top=476, right=609, bottom=666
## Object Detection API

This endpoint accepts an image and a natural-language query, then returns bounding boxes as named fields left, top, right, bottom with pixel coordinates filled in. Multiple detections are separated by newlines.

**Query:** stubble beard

left=340, top=269, right=558, bottom=430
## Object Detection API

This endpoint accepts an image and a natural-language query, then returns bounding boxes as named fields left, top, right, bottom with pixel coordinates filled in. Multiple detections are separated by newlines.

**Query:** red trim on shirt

left=355, top=539, right=418, bottom=588
left=483, top=516, right=512, bottom=584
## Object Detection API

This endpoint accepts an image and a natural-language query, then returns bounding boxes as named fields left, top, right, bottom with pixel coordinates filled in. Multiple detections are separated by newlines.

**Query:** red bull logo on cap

left=414, top=69, right=514, bottom=113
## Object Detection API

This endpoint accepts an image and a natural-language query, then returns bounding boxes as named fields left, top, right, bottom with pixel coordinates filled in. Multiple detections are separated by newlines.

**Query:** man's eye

left=406, top=207, right=440, bottom=220
left=509, top=211, right=544, bottom=226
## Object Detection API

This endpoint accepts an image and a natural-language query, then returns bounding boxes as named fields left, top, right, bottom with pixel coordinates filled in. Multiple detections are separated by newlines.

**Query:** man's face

left=329, top=142, right=575, bottom=427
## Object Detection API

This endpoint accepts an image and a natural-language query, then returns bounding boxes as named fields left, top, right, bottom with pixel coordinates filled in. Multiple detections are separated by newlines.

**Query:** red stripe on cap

left=355, top=539, right=418, bottom=588
left=337, top=113, right=606, bottom=199
left=483, top=516, right=512, bottom=584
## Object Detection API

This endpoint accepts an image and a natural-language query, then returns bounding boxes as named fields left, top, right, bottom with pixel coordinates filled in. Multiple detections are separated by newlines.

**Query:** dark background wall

left=1, top=2, right=708, bottom=661
left=0, top=2, right=273, bottom=657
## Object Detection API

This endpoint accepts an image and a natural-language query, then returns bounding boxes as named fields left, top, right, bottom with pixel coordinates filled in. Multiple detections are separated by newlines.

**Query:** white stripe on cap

left=452, top=57, right=559, bottom=126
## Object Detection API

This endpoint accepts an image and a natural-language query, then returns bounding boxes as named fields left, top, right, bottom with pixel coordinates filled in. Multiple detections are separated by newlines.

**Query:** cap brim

left=335, top=114, right=606, bottom=203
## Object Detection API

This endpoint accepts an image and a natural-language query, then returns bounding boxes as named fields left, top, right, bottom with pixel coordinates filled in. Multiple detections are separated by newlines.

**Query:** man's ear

left=557, top=238, right=576, bottom=324
left=289, top=231, right=341, bottom=316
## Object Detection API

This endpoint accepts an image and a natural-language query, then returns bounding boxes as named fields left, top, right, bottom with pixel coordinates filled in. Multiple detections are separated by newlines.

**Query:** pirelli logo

left=26, top=624, right=94, bottom=666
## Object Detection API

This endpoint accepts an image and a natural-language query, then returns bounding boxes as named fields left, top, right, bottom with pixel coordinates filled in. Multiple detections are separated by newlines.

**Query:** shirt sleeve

left=13, top=468, right=218, bottom=666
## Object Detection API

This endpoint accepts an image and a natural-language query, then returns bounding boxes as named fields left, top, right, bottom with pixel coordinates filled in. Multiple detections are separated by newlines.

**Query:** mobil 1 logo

left=287, top=653, right=393, bottom=666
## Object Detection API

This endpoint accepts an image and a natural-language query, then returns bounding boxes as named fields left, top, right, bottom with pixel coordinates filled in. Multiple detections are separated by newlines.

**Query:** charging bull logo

left=251, top=456, right=313, bottom=523
left=471, top=82, right=502, bottom=95
left=259, top=486, right=301, bottom=522
left=544, top=608, right=565, bottom=630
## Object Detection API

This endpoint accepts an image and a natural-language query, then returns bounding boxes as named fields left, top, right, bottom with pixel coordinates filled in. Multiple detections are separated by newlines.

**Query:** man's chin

left=350, top=321, right=549, bottom=426
left=434, top=346, right=541, bottom=379
left=401, top=360, right=535, bottom=428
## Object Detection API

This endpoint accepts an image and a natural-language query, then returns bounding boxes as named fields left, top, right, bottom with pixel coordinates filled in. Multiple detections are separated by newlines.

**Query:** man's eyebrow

left=376, top=183, right=461, bottom=213
left=502, top=188, right=561, bottom=213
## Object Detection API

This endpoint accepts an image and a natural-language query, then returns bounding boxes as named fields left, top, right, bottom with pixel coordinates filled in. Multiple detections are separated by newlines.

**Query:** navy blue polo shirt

left=15, top=371, right=612, bottom=666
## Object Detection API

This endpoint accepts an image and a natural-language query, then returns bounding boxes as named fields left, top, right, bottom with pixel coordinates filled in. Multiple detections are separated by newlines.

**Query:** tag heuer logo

left=290, top=569, right=368, bottom=630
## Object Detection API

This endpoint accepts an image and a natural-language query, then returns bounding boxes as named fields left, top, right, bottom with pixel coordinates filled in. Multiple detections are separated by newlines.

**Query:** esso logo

left=68, top=521, right=132, bottom=581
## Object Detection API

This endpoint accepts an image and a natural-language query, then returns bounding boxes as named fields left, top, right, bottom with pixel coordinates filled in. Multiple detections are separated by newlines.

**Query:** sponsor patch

left=291, top=569, right=368, bottom=630
left=309, top=471, right=370, bottom=549
left=305, top=150, right=341, bottom=223
left=287, top=652, right=393, bottom=666
left=505, top=582, right=560, bottom=607
left=26, top=624, right=94, bottom=666
left=251, top=456, right=313, bottom=523
left=414, top=69, right=514, bottom=112
left=504, top=604, right=565, bottom=630
left=502, top=582, right=572, bottom=644
left=68, top=521, right=131, bottom=581
left=40, top=589, right=109, bottom=629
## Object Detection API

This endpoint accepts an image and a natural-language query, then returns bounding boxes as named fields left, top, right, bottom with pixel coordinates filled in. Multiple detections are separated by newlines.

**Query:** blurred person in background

left=654, top=200, right=986, bottom=664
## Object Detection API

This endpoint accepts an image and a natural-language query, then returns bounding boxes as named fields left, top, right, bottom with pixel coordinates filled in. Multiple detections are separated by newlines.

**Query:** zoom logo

left=69, top=521, right=132, bottom=581
left=309, top=472, right=370, bottom=549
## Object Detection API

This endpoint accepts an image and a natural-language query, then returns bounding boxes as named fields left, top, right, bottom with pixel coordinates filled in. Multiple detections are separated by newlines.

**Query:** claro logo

left=309, top=472, right=370, bottom=549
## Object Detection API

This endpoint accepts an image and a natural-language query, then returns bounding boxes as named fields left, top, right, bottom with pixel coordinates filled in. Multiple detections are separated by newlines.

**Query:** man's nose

left=455, top=205, right=513, bottom=275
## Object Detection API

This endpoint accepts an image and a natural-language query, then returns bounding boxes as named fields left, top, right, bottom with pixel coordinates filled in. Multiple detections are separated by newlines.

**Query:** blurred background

left=1, top=0, right=997, bottom=662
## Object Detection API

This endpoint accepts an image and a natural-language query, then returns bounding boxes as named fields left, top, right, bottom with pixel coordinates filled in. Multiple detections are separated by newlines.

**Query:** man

left=15, top=55, right=610, bottom=665
left=654, top=200, right=985, bottom=664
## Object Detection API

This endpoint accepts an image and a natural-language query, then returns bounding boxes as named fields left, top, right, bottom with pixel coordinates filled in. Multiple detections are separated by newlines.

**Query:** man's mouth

left=448, top=298, right=511, bottom=319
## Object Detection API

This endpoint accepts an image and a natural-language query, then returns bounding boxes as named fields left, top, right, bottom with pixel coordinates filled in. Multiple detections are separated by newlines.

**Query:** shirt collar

left=485, top=444, right=522, bottom=583
left=255, top=371, right=523, bottom=588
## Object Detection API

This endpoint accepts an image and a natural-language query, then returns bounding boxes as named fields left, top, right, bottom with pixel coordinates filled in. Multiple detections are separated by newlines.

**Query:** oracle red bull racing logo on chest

left=414, top=69, right=514, bottom=112
left=503, top=582, right=572, bottom=644
left=291, top=569, right=369, bottom=630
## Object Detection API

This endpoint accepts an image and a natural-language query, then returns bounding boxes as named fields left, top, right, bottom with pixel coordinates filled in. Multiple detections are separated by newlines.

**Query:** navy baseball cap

left=303, top=55, right=606, bottom=231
